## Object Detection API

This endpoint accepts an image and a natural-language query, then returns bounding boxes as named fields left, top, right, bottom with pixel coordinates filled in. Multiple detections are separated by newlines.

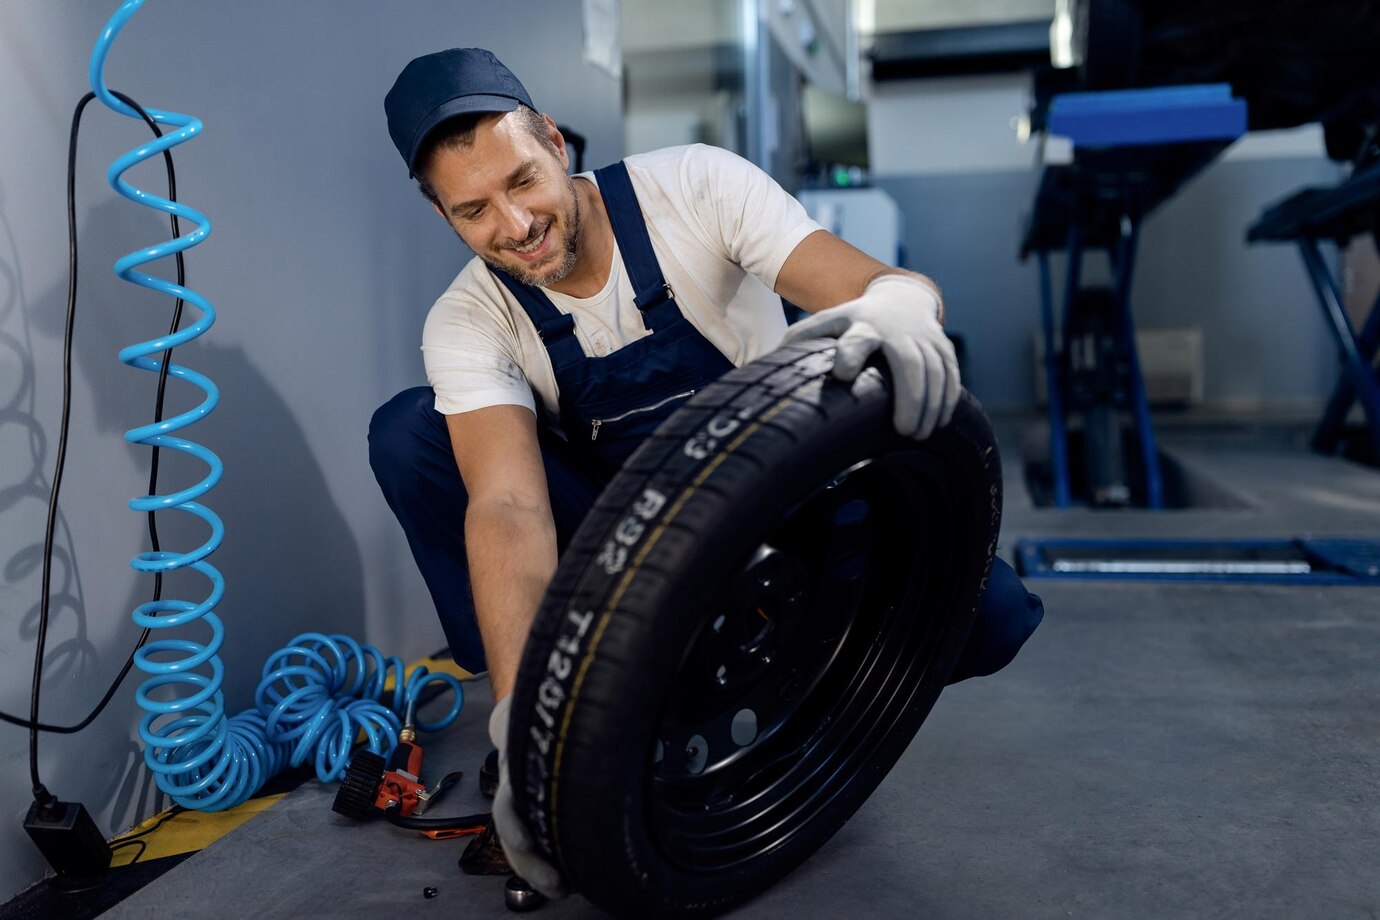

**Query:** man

left=372, top=48, right=1042, bottom=897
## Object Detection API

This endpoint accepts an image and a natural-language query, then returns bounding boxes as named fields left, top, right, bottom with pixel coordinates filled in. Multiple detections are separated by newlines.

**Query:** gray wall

left=0, top=0, right=619, bottom=899
left=876, top=156, right=1342, bottom=412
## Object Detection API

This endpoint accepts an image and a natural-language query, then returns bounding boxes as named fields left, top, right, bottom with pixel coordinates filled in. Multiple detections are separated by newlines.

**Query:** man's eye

left=463, top=208, right=484, bottom=221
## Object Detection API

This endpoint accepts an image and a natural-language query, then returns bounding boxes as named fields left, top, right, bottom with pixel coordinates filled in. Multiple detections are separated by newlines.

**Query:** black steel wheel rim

left=646, top=449, right=967, bottom=872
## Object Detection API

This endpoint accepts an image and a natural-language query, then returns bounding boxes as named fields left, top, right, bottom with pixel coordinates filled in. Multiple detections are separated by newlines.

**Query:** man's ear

left=542, top=114, right=570, bottom=172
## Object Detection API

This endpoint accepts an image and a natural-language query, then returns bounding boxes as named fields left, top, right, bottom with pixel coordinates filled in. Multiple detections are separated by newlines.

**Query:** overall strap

left=493, top=269, right=585, bottom=368
left=592, top=161, right=682, bottom=332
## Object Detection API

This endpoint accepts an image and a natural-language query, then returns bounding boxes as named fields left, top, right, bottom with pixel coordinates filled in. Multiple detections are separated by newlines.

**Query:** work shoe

left=480, top=747, right=500, bottom=798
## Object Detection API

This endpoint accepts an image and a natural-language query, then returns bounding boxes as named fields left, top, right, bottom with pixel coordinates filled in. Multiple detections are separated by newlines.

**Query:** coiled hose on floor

left=93, top=0, right=461, bottom=811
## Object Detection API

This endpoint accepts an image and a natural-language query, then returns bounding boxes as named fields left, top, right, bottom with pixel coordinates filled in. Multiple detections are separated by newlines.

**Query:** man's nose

left=497, top=197, right=533, bottom=243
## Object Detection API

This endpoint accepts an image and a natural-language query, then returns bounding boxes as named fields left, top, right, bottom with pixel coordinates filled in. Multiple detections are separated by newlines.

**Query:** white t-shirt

left=421, top=144, right=823, bottom=423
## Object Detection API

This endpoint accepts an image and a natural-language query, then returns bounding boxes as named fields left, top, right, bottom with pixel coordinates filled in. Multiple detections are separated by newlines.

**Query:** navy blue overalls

left=491, top=161, right=735, bottom=476
left=368, top=160, right=1042, bottom=677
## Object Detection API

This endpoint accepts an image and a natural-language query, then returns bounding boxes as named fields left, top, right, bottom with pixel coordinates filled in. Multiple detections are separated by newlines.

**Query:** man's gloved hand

left=781, top=274, right=960, bottom=439
left=489, top=695, right=567, bottom=899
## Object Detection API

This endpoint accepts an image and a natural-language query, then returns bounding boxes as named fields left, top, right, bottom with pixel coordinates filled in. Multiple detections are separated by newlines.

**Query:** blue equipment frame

left=1016, top=536, right=1380, bottom=585
left=1022, top=85, right=1247, bottom=508
left=1247, top=165, right=1380, bottom=461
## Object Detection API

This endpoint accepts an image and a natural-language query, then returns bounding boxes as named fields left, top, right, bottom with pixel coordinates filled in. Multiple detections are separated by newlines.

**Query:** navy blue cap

left=385, top=48, right=535, bottom=175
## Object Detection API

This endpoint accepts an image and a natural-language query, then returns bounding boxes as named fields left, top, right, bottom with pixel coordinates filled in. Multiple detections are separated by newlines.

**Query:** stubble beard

left=486, top=174, right=582, bottom=288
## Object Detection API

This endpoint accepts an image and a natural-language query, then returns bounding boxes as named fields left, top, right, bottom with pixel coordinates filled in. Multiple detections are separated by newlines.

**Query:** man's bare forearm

left=465, top=499, right=559, bottom=702
left=776, top=229, right=945, bottom=324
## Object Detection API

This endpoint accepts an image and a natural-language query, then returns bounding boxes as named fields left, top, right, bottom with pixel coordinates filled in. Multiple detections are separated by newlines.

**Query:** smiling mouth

left=509, top=222, right=549, bottom=255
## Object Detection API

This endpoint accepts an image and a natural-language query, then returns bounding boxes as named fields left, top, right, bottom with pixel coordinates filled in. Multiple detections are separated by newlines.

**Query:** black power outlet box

left=24, top=799, right=112, bottom=878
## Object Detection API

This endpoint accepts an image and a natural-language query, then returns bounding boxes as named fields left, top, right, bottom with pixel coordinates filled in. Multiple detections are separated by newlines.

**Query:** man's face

left=423, top=111, right=581, bottom=287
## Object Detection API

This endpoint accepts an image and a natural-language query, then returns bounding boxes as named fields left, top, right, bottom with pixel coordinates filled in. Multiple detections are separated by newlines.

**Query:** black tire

left=508, top=338, right=1003, bottom=918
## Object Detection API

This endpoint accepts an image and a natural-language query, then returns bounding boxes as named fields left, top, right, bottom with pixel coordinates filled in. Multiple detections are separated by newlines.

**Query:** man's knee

left=368, top=386, right=440, bottom=488
left=988, top=559, right=1043, bottom=647
left=949, top=560, right=1044, bottom=683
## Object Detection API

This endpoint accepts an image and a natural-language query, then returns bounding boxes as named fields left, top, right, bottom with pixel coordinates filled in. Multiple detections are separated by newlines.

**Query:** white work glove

left=489, top=695, right=567, bottom=899
left=781, top=274, right=960, bottom=439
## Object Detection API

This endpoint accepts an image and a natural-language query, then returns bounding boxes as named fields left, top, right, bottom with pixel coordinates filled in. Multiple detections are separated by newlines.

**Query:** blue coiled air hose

left=93, top=0, right=462, bottom=811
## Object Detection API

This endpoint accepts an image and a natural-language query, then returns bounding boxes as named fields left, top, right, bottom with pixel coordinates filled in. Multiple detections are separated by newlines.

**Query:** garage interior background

left=1, top=0, right=1375, bottom=911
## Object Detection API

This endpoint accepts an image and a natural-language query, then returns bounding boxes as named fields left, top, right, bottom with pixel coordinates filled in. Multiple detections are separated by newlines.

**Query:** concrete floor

left=102, top=416, right=1380, bottom=919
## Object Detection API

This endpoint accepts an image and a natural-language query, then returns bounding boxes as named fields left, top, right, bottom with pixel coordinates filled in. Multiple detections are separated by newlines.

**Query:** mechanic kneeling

left=368, top=48, right=1044, bottom=898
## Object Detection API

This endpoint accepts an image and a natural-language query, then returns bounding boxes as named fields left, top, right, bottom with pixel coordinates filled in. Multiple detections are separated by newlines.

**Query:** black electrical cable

left=107, top=805, right=186, bottom=847
left=106, top=804, right=188, bottom=867
left=0, top=90, right=189, bottom=809
left=108, top=838, right=148, bottom=866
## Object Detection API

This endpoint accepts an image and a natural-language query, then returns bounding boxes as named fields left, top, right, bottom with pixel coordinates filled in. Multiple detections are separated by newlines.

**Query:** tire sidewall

left=511, top=346, right=1002, bottom=916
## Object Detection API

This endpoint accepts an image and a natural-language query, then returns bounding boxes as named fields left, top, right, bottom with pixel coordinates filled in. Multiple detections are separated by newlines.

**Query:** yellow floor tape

left=108, top=794, right=285, bottom=867
left=107, top=655, right=475, bottom=868
left=383, top=655, right=476, bottom=691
